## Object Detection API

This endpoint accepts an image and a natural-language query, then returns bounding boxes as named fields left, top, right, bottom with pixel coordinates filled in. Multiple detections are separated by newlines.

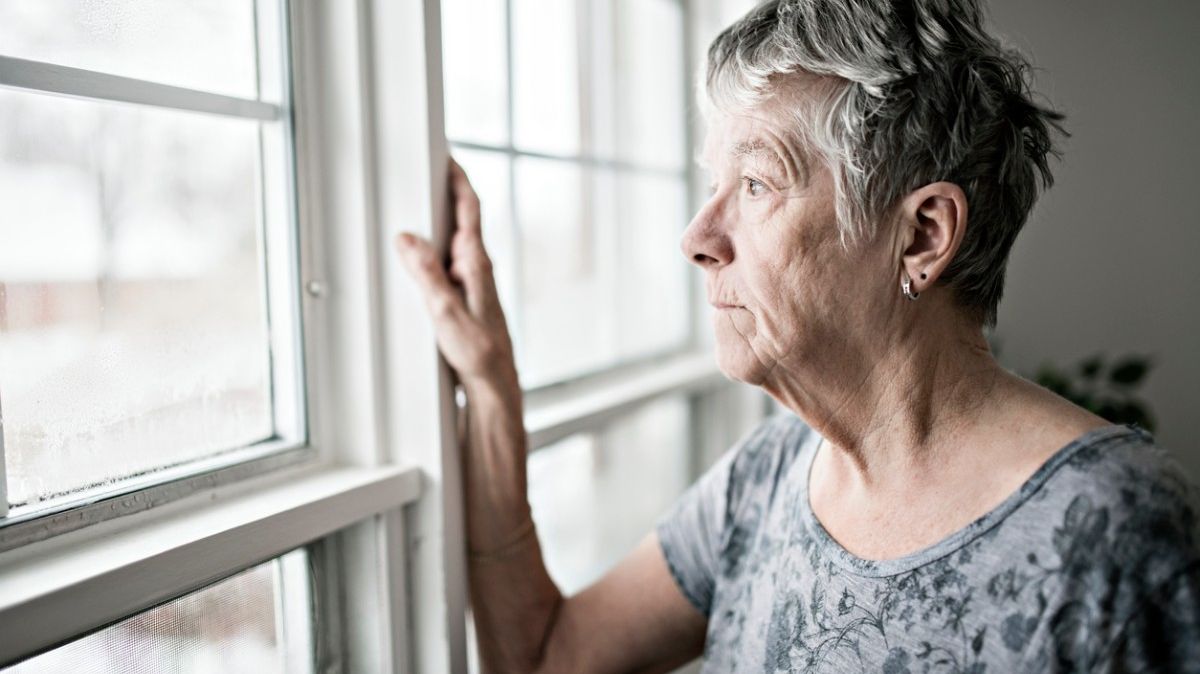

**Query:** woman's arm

left=396, top=160, right=706, bottom=673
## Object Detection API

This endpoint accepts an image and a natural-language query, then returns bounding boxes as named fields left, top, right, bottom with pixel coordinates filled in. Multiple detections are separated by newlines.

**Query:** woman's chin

left=714, top=341, right=769, bottom=386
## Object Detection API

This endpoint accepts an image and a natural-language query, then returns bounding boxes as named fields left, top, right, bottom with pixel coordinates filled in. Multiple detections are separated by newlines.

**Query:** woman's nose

left=680, top=204, right=734, bottom=269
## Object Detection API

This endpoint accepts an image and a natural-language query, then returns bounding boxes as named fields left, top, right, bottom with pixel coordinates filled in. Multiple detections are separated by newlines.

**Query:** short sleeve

left=655, top=415, right=803, bottom=617
left=655, top=448, right=735, bottom=616
left=1094, top=562, right=1200, bottom=674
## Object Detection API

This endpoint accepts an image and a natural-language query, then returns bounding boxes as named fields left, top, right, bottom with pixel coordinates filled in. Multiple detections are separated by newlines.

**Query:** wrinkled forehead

left=696, top=107, right=811, bottom=178
left=697, top=72, right=833, bottom=172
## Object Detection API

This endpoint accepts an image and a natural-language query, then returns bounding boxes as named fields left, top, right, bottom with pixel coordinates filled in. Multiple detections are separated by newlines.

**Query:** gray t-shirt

left=657, top=415, right=1200, bottom=673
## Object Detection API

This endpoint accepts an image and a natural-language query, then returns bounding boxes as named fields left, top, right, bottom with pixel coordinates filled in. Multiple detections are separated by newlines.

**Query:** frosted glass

left=0, top=0, right=267, bottom=100
left=4, top=553, right=300, bottom=673
left=442, top=0, right=508, bottom=145
left=0, top=88, right=274, bottom=507
left=512, top=0, right=581, bottom=155
left=527, top=396, right=690, bottom=593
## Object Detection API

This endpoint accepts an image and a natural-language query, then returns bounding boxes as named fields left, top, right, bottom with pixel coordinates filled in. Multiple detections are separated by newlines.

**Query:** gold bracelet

left=468, top=519, right=538, bottom=561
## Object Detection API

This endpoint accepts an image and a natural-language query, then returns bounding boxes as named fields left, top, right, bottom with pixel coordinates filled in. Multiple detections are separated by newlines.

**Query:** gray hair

left=706, top=0, right=1066, bottom=325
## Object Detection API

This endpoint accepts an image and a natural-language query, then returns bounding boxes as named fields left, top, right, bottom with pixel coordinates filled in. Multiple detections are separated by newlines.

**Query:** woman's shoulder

left=1018, top=426, right=1200, bottom=671
left=693, top=412, right=817, bottom=523
left=1054, top=425, right=1198, bottom=523
left=1029, top=425, right=1200, bottom=595
left=724, top=412, right=815, bottom=487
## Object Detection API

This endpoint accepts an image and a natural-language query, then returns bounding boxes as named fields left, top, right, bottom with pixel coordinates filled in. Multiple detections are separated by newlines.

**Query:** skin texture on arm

left=395, top=160, right=706, bottom=673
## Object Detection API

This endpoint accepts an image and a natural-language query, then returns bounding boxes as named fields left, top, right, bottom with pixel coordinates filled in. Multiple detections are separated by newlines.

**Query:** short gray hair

left=706, top=0, right=1066, bottom=325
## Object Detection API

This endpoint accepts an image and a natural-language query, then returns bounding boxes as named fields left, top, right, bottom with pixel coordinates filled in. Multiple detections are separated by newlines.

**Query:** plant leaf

left=1110, top=357, right=1150, bottom=387
left=1079, top=355, right=1103, bottom=379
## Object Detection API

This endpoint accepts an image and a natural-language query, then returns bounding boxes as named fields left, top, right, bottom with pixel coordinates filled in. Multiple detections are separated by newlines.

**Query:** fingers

left=448, top=157, right=482, bottom=240
left=447, top=157, right=501, bottom=316
left=394, top=232, right=471, bottom=329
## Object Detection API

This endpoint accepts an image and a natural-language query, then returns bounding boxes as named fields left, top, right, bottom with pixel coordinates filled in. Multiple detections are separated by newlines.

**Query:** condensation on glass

left=0, top=1, right=267, bottom=101
left=442, top=0, right=691, bottom=388
left=2, top=550, right=310, bottom=674
left=0, top=2, right=298, bottom=508
left=527, top=396, right=691, bottom=593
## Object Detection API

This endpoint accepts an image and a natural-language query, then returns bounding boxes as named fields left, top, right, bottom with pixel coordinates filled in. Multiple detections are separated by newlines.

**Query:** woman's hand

left=395, top=158, right=518, bottom=390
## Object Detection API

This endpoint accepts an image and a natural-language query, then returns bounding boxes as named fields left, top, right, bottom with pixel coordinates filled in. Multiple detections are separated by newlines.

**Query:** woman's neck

left=762, top=302, right=1005, bottom=489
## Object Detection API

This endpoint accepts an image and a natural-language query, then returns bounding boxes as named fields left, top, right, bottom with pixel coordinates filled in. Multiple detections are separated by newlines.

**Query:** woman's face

left=682, top=106, right=895, bottom=386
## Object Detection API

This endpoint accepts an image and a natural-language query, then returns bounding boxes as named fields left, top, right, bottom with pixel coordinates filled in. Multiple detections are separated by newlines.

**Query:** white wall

left=987, top=1, right=1200, bottom=475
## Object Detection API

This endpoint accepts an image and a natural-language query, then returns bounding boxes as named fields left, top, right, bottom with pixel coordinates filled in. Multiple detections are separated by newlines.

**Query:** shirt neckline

left=796, top=422, right=1147, bottom=578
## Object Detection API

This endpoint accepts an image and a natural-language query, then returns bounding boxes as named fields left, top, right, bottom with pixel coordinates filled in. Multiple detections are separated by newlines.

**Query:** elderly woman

left=396, top=0, right=1200, bottom=671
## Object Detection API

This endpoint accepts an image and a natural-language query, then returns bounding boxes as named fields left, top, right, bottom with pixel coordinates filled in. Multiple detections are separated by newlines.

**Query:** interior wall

left=986, top=1, right=1200, bottom=475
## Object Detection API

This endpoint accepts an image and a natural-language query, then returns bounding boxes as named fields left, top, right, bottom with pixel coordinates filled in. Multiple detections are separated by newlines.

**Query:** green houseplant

left=1033, top=354, right=1156, bottom=432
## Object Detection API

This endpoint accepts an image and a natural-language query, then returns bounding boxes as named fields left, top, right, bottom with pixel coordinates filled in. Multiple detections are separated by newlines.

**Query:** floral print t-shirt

left=657, top=415, right=1200, bottom=673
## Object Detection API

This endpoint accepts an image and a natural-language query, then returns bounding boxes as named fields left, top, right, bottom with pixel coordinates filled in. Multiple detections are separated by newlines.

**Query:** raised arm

left=395, top=160, right=706, bottom=673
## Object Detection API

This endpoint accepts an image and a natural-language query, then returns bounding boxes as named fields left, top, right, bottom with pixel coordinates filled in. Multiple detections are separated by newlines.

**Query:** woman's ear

left=897, top=182, right=968, bottom=293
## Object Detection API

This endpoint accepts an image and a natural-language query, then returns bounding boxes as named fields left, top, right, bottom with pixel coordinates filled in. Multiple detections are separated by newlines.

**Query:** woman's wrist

left=461, top=366, right=522, bottom=410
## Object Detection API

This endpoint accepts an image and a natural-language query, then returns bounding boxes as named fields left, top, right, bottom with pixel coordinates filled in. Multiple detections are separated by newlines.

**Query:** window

left=442, top=0, right=692, bottom=387
left=0, top=0, right=302, bottom=514
left=0, top=2, right=444, bottom=672
left=3, top=550, right=311, bottom=673
left=529, top=396, right=692, bottom=593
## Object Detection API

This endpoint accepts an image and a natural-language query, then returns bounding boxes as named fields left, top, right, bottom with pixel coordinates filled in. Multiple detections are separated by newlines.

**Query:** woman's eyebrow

left=731, top=139, right=773, bottom=160
left=732, top=138, right=806, bottom=185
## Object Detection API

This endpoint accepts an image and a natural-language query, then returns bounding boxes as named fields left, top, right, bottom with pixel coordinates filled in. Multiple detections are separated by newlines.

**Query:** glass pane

left=527, top=396, right=690, bottom=593
left=442, top=0, right=508, bottom=145
left=612, top=0, right=687, bottom=169
left=512, top=0, right=580, bottom=155
left=0, top=1, right=268, bottom=100
left=515, top=158, right=616, bottom=386
left=3, top=551, right=307, bottom=673
left=615, top=173, right=691, bottom=357
left=0, top=88, right=274, bottom=507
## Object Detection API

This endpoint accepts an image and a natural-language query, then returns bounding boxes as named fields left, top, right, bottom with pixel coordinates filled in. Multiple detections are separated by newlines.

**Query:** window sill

left=0, top=463, right=421, bottom=667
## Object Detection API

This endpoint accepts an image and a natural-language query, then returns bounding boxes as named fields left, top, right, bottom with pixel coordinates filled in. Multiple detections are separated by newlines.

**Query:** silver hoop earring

left=901, top=275, right=920, bottom=301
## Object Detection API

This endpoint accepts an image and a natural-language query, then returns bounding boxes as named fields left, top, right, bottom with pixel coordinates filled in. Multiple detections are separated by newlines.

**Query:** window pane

left=527, top=396, right=690, bottom=593
left=0, top=1, right=268, bottom=100
left=441, top=0, right=508, bottom=145
left=515, top=158, right=616, bottom=385
left=613, top=0, right=687, bottom=169
left=0, top=89, right=276, bottom=507
left=614, top=173, right=691, bottom=357
left=511, top=0, right=580, bottom=155
left=3, top=550, right=308, bottom=673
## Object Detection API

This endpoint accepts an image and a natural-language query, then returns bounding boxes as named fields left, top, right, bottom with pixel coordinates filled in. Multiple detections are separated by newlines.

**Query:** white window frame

left=0, top=0, right=767, bottom=671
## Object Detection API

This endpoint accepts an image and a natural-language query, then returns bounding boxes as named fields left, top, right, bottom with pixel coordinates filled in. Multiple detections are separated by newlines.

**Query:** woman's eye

left=743, top=177, right=767, bottom=197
